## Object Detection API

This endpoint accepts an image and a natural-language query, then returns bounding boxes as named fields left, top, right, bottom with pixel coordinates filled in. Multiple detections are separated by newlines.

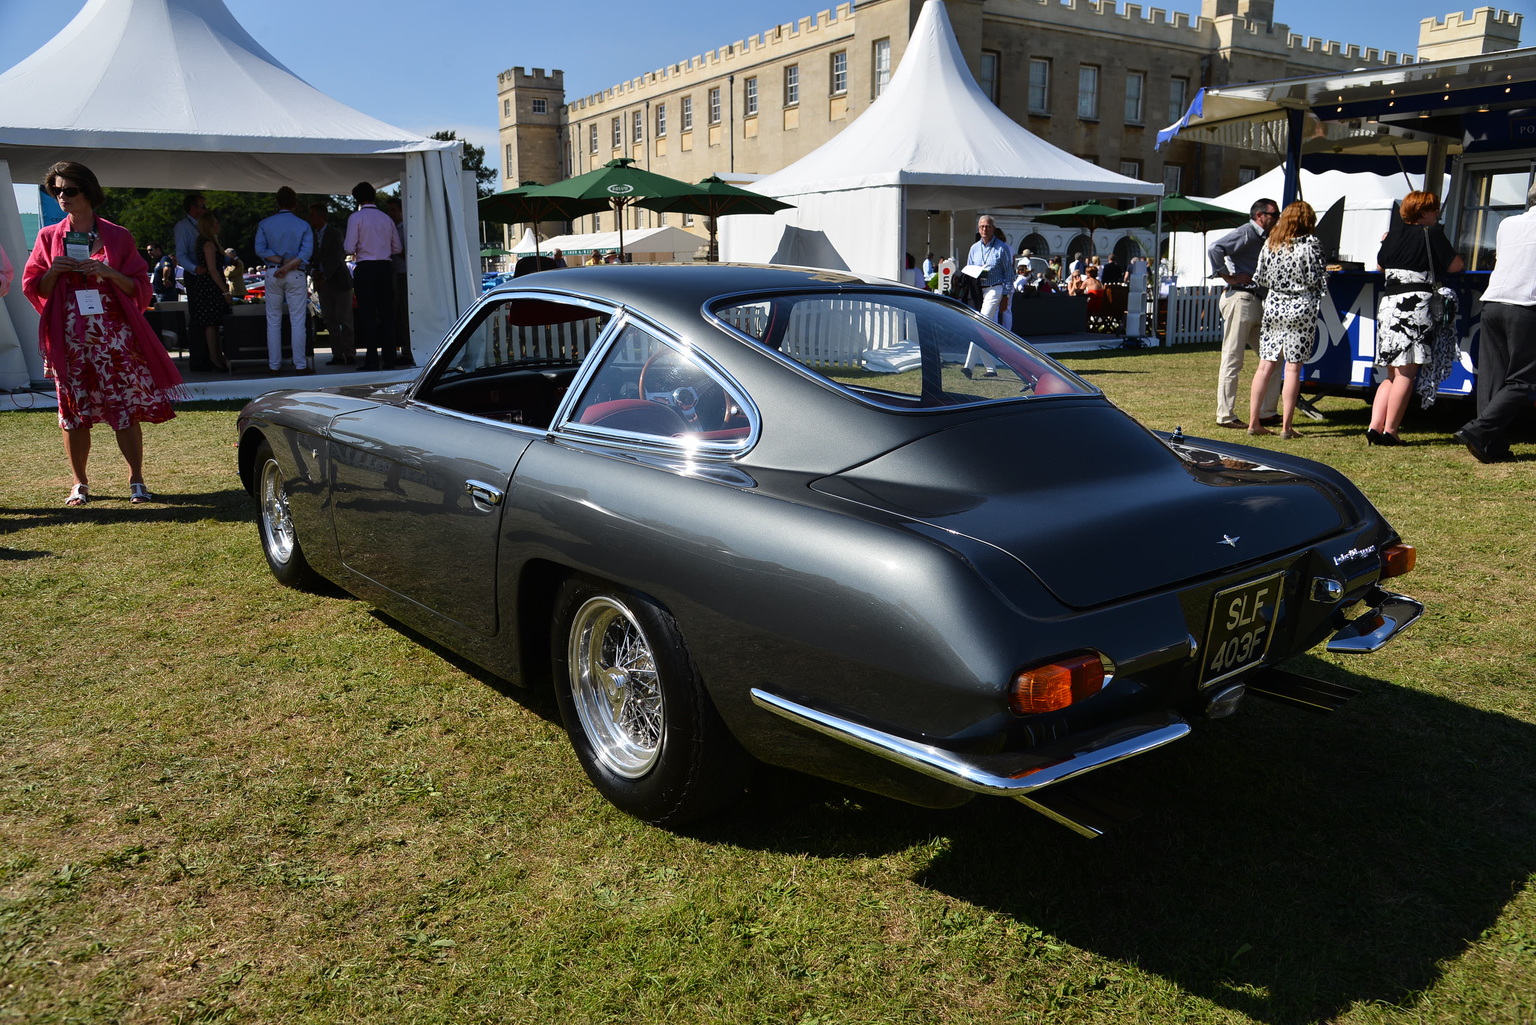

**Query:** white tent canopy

left=0, top=0, right=477, bottom=392
left=722, top=0, right=1162, bottom=278
left=1166, top=165, right=1421, bottom=279
left=513, top=226, right=708, bottom=260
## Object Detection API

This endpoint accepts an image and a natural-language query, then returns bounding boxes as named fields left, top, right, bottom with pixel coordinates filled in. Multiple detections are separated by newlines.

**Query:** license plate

left=1200, top=571, right=1285, bottom=687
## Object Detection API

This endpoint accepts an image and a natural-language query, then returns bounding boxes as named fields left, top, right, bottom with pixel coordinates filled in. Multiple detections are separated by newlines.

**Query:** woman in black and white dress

left=1368, top=191, right=1463, bottom=446
left=1248, top=201, right=1327, bottom=439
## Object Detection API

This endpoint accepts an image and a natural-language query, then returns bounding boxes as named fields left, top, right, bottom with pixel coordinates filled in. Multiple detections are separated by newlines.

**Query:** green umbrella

left=636, top=175, right=794, bottom=261
left=1030, top=200, right=1125, bottom=256
left=480, top=245, right=511, bottom=257
left=1106, top=194, right=1247, bottom=233
left=524, top=159, right=710, bottom=261
left=478, top=181, right=610, bottom=227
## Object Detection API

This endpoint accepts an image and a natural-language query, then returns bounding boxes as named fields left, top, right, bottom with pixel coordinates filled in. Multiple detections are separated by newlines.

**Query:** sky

left=1, top=0, right=1529, bottom=190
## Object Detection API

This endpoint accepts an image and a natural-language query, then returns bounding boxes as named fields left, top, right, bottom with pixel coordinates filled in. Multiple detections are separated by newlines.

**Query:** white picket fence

left=1163, top=285, right=1224, bottom=346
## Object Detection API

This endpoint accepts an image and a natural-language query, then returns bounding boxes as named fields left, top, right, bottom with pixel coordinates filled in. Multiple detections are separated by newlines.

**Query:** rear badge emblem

left=1219, top=535, right=1240, bottom=547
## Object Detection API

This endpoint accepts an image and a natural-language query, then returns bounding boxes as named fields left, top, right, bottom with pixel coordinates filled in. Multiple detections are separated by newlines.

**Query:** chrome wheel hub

left=568, top=597, right=665, bottom=779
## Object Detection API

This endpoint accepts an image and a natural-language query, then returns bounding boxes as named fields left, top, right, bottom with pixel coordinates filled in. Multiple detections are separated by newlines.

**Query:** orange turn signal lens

left=1009, top=654, right=1106, bottom=715
left=1380, top=543, right=1417, bottom=579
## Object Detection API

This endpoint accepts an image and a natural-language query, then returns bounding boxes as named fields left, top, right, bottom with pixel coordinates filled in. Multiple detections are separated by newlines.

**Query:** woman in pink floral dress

left=22, top=161, right=184, bottom=506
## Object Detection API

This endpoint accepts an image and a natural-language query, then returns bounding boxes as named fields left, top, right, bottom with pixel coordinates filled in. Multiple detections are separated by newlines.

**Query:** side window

left=415, top=296, right=613, bottom=427
left=566, top=320, right=752, bottom=446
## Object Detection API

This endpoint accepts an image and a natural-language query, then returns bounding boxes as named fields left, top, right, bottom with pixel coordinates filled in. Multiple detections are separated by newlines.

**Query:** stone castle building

left=496, top=0, right=1523, bottom=255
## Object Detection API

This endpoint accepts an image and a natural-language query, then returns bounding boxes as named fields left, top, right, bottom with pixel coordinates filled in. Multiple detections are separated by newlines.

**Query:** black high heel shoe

left=1366, top=428, right=1384, bottom=446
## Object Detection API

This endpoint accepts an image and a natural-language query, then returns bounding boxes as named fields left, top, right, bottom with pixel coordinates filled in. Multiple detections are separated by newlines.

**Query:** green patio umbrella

left=636, top=175, right=794, bottom=261
left=478, top=181, right=610, bottom=227
left=1030, top=200, right=1124, bottom=256
left=1106, top=194, right=1247, bottom=233
left=524, top=159, right=709, bottom=261
left=479, top=245, right=511, bottom=257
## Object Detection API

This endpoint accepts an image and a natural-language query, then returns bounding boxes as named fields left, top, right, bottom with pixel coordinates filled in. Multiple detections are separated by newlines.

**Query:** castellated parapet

left=497, top=67, right=564, bottom=90
left=565, top=4, right=854, bottom=113
left=1418, top=7, right=1522, bottom=60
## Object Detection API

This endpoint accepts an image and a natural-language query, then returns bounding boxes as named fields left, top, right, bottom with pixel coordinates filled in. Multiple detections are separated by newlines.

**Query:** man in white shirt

left=1456, top=181, right=1536, bottom=463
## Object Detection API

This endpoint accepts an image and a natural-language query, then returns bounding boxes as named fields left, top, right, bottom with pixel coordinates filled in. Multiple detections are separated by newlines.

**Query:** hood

left=811, top=404, right=1358, bottom=608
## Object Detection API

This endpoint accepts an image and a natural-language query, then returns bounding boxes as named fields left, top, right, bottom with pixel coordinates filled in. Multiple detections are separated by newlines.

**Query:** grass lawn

left=2, top=344, right=1533, bottom=1025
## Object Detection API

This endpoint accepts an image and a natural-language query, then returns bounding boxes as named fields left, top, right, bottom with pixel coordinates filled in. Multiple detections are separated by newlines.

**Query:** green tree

left=431, top=130, right=497, bottom=198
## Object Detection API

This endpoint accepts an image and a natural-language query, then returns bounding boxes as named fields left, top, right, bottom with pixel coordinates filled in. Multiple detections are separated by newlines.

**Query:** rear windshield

left=709, top=291, right=1092, bottom=409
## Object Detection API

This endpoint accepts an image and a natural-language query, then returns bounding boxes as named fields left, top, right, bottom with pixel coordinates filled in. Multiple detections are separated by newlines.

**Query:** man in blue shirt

left=255, top=186, right=314, bottom=372
left=173, top=193, right=206, bottom=281
left=962, top=215, right=1014, bottom=376
left=1208, top=198, right=1281, bottom=428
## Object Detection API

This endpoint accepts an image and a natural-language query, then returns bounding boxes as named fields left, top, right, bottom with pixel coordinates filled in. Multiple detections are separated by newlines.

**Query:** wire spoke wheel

left=259, top=456, right=298, bottom=567
left=568, top=596, right=666, bottom=778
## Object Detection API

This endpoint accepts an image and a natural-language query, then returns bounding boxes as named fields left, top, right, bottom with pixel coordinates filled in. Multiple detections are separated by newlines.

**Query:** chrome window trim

left=408, top=288, right=625, bottom=420
left=553, top=306, right=761, bottom=458
left=703, top=286, right=1099, bottom=413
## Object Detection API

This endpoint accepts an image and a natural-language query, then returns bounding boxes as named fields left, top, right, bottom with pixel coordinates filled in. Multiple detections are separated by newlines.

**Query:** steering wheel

left=637, top=348, right=730, bottom=431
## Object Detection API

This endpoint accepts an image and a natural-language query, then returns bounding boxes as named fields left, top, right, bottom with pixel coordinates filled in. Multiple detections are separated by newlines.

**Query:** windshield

left=710, top=290, right=1092, bottom=409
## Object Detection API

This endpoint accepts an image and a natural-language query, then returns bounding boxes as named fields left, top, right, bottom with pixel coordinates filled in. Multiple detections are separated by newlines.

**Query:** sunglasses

left=51, top=186, right=84, bottom=198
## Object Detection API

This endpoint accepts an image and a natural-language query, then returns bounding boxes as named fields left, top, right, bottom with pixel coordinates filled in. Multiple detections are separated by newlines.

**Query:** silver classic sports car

left=237, top=265, right=1421, bottom=836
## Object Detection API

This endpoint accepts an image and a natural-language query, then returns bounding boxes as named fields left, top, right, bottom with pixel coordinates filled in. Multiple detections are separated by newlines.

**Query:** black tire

left=551, top=577, right=749, bottom=825
left=254, top=438, right=322, bottom=591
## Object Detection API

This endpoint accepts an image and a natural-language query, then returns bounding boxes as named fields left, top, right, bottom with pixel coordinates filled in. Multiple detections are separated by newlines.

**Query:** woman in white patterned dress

left=1248, top=201, right=1327, bottom=439
left=1367, top=191, right=1464, bottom=446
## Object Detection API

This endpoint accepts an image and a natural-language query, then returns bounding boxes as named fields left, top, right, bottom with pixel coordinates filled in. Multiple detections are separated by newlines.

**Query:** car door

left=328, top=291, right=616, bottom=636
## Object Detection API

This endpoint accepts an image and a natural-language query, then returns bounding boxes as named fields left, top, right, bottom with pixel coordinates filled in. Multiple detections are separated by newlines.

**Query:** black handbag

left=1423, top=228, right=1450, bottom=328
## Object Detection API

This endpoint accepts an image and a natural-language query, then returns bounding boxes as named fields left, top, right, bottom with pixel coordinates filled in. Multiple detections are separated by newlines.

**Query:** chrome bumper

left=750, top=688, right=1190, bottom=837
left=1325, top=586, right=1423, bottom=654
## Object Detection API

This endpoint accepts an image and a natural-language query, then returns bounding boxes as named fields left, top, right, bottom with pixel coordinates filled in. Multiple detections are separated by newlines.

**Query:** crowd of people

left=9, top=160, right=422, bottom=507
left=6, top=161, right=1530, bottom=509
left=136, top=182, right=410, bottom=374
left=1205, top=185, right=1531, bottom=461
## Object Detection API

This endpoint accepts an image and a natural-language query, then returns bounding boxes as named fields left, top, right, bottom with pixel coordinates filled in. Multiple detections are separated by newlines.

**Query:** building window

left=709, top=86, right=721, bottom=124
left=785, top=64, right=799, bottom=107
left=589, top=123, right=598, bottom=153
left=1163, top=164, right=1182, bottom=194
left=979, top=50, right=1000, bottom=104
left=1169, top=76, right=1189, bottom=125
left=611, top=117, right=622, bottom=148
left=503, top=98, right=511, bottom=118
left=632, top=109, right=643, bottom=143
left=745, top=76, right=758, bottom=117
left=1124, top=72, right=1144, bottom=124
left=874, top=39, right=892, bottom=97
left=656, top=104, right=667, bottom=137
left=1028, top=58, right=1050, bottom=114
left=831, top=51, right=847, bottom=95
left=593, top=213, right=601, bottom=232
left=683, top=212, right=694, bottom=227
left=505, top=143, right=513, bottom=171
left=1238, top=166, right=1259, bottom=185
left=681, top=95, right=693, bottom=131
left=1119, top=159, right=1142, bottom=180
left=1078, top=65, right=1099, bottom=120
left=532, top=97, right=547, bottom=115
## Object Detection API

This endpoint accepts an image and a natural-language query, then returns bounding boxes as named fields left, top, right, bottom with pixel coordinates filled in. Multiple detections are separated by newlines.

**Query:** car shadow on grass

left=699, top=656, right=1536, bottom=1025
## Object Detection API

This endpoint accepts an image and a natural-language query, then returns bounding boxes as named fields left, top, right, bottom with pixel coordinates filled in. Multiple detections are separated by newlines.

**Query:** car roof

left=487, top=263, right=887, bottom=318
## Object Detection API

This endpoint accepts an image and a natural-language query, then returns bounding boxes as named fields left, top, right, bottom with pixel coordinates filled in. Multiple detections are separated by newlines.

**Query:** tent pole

left=1150, top=195, right=1164, bottom=347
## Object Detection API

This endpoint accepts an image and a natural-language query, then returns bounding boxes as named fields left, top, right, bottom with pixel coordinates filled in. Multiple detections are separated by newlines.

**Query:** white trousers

left=265, top=268, right=310, bottom=370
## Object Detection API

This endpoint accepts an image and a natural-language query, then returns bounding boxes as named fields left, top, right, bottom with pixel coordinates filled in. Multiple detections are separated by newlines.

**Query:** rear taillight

left=1381, top=544, right=1416, bottom=579
left=1009, top=653, right=1106, bottom=715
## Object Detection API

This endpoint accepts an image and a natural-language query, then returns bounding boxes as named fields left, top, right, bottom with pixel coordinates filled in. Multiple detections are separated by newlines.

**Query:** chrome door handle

left=464, top=479, right=504, bottom=506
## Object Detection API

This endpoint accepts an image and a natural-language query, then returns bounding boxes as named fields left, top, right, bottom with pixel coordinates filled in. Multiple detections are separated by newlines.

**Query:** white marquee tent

left=0, top=0, right=477, bottom=392
left=722, top=0, right=1163, bottom=278
left=1166, top=165, right=1422, bottom=280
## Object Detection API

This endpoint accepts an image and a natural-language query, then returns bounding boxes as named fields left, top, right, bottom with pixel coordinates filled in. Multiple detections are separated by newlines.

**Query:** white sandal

left=129, top=482, right=153, bottom=504
left=65, top=483, right=89, bottom=507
